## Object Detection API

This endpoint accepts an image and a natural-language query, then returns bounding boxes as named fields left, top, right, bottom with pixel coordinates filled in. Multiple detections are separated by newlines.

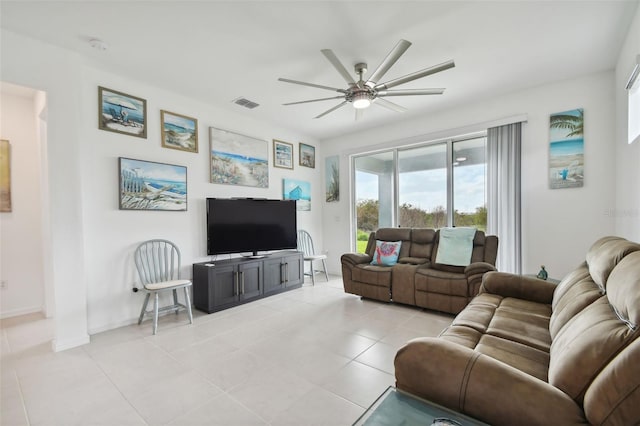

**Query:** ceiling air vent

left=232, top=97, right=260, bottom=109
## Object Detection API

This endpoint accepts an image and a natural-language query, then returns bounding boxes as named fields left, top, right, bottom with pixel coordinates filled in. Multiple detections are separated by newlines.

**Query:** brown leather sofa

left=394, top=236, right=640, bottom=425
left=341, top=227, right=498, bottom=314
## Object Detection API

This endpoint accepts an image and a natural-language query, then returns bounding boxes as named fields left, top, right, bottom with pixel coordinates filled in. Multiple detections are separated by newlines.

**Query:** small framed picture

left=98, top=86, right=147, bottom=138
left=299, top=143, right=315, bottom=168
left=161, top=110, right=198, bottom=153
left=273, top=139, right=294, bottom=169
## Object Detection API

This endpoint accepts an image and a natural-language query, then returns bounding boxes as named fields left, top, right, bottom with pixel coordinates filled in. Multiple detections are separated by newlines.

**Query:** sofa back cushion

left=368, top=228, right=412, bottom=259
left=585, top=236, right=640, bottom=290
left=431, top=230, right=498, bottom=273
left=548, top=251, right=640, bottom=403
left=408, top=228, right=436, bottom=261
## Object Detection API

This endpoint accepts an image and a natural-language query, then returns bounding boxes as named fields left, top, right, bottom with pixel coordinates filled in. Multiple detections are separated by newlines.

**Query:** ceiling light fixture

left=353, top=92, right=371, bottom=109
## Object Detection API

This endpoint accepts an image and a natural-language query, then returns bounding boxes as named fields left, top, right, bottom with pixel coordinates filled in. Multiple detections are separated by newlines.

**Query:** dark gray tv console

left=192, top=250, right=304, bottom=313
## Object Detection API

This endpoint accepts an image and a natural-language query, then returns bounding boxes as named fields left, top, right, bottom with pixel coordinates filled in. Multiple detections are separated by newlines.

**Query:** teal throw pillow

left=371, top=240, right=402, bottom=266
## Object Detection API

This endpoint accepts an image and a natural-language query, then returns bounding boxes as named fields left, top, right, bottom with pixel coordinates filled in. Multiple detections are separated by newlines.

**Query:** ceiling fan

left=278, top=39, right=455, bottom=120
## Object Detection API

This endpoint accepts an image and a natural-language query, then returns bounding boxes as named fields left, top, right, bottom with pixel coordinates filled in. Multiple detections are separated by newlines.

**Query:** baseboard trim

left=0, top=305, right=44, bottom=319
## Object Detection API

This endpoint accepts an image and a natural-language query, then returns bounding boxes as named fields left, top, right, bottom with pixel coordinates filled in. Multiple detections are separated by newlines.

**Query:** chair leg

left=184, top=286, right=193, bottom=325
left=138, top=293, right=150, bottom=325
left=152, top=292, right=159, bottom=335
left=173, top=289, right=179, bottom=314
left=310, top=260, right=316, bottom=285
left=322, top=259, right=329, bottom=281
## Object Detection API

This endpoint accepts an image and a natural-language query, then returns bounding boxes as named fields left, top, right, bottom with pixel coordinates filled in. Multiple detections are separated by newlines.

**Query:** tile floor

left=1, top=276, right=453, bottom=426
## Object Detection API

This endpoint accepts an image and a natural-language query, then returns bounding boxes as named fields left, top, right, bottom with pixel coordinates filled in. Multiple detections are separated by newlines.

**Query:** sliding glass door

left=352, top=134, right=487, bottom=251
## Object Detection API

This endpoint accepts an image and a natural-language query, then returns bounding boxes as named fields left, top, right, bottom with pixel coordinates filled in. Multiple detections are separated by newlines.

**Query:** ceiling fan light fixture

left=353, top=92, right=371, bottom=109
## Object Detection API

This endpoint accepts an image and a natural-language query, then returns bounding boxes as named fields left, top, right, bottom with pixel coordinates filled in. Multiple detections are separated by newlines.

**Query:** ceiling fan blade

left=375, top=60, right=455, bottom=91
left=365, top=39, right=412, bottom=88
left=377, top=88, right=445, bottom=96
left=315, top=101, right=349, bottom=119
left=321, top=49, right=357, bottom=86
left=283, top=96, right=345, bottom=106
left=355, top=108, right=364, bottom=121
left=373, top=97, right=408, bottom=113
left=278, top=78, right=347, bottom=93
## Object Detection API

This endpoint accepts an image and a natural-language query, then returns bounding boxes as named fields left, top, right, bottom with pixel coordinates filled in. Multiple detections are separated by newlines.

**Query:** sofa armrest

left=340, top=252, right=372, bottom=266
left=479, top=271, right=557, bottom=304
left=394, top=338, right=586, bottom=426
left=464, top=262, right=497, bottom=296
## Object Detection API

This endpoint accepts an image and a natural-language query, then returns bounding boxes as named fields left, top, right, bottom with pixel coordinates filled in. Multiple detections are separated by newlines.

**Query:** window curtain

left=487, top=122, right=522, bottom=274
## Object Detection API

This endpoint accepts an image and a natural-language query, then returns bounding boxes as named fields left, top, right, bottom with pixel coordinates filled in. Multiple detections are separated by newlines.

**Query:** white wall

left=80, top=65, right=322, bottom=334
left=0, top=89, right=46, bottom=318
left=322, top=71, right=619, bottom=280
left=615, top=5, right=640, bottom=241
left=1, top=29, right=325, bottom=340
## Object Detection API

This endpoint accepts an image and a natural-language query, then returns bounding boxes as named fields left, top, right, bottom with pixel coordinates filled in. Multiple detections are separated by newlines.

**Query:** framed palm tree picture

left=549, top=108, right=584, bottom=189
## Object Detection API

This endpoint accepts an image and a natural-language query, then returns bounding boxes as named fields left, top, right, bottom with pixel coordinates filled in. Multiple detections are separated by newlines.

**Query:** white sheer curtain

left=487, top=122, right=522, bottom=273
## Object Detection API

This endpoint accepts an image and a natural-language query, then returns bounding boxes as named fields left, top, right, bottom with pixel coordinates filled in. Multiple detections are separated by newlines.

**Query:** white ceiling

left=1, top=1, right=638, bottom=140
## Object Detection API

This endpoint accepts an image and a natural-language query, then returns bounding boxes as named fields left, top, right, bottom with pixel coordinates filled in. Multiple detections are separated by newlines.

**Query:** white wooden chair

left=297, top=230, right=329, bottom=285
left=134, top=239, right=193, bottom=335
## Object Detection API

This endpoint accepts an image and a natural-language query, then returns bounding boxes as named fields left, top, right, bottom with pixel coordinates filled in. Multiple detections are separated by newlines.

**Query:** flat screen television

left=206, top=198, right=297, bottom=257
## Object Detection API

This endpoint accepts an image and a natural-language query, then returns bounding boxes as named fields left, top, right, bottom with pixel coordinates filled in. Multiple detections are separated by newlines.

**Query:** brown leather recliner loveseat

left=395, top=236, right=640, bottom=425
left=341, top=227, right=499, bottom=314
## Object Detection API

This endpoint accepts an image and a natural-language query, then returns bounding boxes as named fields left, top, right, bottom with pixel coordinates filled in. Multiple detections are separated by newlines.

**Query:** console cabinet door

left=212, top=264, right=239, bottom=307
left=284, top=254, right=303, bottom=287
left=239, top=261, right=262, bottom=300
left=263, top=257, right=286, bottom=294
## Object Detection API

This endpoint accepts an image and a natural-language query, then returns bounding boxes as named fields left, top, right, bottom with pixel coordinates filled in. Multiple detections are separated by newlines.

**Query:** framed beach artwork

left=160, top=110, right=198, bottom=153
left=0, top=140, right=11, bottom=212
left=273, top=139, right=294, bottom=169
left=549, top=108, right=584, bottom=189
left=210, top=127, right=268, bottom=188
left=98, top=87, right=147, bottom=138
left=119, top=157, right=187, bottom=211
left=283, top=178, right=311, bottom=211
left=299, top=143, right=315, bottom=168
left=325, top=155, right=339, bottom=202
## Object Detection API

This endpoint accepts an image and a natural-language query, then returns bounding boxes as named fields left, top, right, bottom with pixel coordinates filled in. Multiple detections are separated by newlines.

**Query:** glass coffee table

left=353, top=386, right=489, bottom=426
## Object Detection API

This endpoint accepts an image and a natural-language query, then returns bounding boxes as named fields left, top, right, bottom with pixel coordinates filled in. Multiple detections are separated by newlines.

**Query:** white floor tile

left=0, top=276, right=454, bottom=425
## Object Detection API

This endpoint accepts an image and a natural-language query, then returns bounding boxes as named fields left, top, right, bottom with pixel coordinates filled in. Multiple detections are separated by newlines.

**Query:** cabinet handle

left=234, top=271, right=239, bottom=296
left=281, top=263, right=285, bottom=285
left=241, top=271, right=245, bottom=294
left=285, top=263, right=289, bottom=283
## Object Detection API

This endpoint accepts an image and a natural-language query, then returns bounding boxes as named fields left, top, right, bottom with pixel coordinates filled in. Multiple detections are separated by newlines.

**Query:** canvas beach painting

left=283, top=178, right=311, bottom=211
left=119, top=157, right=187, bottom=211
left=161, top=110, right=198, bottom=153
left=0, top=140, right=11, bottom=212
left=99, top=87, right=147, bottom=138
left=210, top=127, right=268, bottom=188
left=549, top=108, right=584, bottom=189
left=325, top=155, right=339, bottom=202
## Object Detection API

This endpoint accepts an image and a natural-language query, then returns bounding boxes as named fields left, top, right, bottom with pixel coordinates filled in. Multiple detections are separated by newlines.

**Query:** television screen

left=207, top=198, right=297, bottom=256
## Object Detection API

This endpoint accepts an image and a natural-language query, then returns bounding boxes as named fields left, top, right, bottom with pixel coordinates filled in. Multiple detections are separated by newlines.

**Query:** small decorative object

left=325, top=155, right=339, bottom=202
left=161, top=110, right=198, bottom=153
left=210, top=127, right=268, bottom=188
left=273, top=139, right=294, bottom=169
left=549, top=108, right=583, bottom=189
left=0, top=139, right=11, bottom=212
left=98, top=86, right=147, bottom=138
left=119, top=157, right=187, bottom=211
left=537, top=265, right=548, bottom=280
left=299, top=142, right=315, bottom=168
left=283, top=178, right=311, bottom=211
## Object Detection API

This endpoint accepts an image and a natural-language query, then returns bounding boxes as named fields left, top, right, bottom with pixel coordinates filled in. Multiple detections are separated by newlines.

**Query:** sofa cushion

left=415, top=267, right=468, bottom=297
left=585, top=236, right=640, bottom=291
left=352, top=264, right=392, bottom=287
left=371, top=240, right=402, bottom=266
left=410, top=228, right=436, bottom=259
left=475, top=334, right=550, bottom=381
